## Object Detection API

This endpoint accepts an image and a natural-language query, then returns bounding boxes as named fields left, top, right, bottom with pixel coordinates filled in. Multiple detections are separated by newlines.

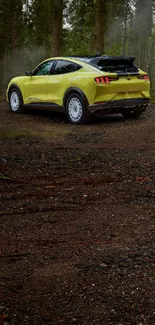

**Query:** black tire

left=8, top=87, right=24, bottom=113
left=65, top=93, right=91, bottom=124
left=122, top=109, right=144, bottom=120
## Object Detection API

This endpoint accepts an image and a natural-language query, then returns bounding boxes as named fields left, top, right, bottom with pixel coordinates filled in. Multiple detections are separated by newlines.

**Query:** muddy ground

left=1, top=103, right=155, bottom=325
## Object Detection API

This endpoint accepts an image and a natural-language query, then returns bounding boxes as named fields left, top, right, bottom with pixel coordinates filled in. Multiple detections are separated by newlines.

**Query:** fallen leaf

left=45, top=186, right=56, bottom=189
left=136, top=177, right=151, bottom=182
left=0, top=315, right=8, bottom=320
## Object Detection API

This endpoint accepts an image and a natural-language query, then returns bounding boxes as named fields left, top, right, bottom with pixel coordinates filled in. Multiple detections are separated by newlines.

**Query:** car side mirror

left=25, top=70, right=32, bottom=76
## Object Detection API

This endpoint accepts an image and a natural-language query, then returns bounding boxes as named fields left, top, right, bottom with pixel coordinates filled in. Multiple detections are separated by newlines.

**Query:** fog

left=0, top=46, right=47, bottom=90
left=0, top=0, right=155, bottom=94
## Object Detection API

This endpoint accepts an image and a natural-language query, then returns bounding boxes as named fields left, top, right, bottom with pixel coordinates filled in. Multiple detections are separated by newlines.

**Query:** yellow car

left=7, top=55, right=150, bottom=124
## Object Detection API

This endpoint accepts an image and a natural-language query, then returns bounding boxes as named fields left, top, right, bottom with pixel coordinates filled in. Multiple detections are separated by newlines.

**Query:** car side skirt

left=23, top=102, right=65, bottom=112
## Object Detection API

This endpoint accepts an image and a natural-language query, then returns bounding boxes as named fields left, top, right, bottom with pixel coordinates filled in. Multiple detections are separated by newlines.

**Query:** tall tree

left=51, top=0, right=64, bottom=56
left=0, top=0, right=155, bottom=94
left=30, top=0, right=52, bottom=50
left=0, top=0, right=24, bottom=83
left=93, top=0, right=106, bottom=53
left=10, top=0, right=23, bottom=59
left=134, top=0, right=153, bottom=70
left=0, top=0, right=23, bottom=60
left=30, top=0, right=64, bottom=56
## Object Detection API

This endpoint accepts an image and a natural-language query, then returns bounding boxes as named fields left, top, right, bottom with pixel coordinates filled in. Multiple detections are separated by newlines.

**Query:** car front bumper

left=88, top=98, right=150, bottom=114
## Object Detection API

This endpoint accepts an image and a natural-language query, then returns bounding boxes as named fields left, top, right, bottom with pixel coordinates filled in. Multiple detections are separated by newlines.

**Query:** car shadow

left=25, top=108, right=126, bottom=125
left=25, top=108, right=68, bottom=123
left=92, top=113, right=124, bottom=125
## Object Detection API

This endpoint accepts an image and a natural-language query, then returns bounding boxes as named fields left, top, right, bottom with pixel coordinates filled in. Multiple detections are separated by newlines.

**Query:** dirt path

left=1, top=103, right=155, bottom=324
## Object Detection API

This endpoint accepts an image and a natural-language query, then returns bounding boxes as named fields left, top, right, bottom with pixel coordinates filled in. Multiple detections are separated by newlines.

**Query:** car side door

left=23, top=60, right=54, bottom=104
left=46, top=60, right=81, bottom=106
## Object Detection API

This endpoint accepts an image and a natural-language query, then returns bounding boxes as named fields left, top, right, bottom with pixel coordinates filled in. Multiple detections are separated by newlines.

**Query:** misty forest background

left=0, top=0, right=154, bottom=97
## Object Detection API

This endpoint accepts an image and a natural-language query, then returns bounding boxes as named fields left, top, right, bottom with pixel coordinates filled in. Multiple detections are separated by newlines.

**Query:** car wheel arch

left=8, top=85, right=24, bottom=113
left=8, top=84, right=23, bottom=98
left=63, top=87, right=89, bottom=109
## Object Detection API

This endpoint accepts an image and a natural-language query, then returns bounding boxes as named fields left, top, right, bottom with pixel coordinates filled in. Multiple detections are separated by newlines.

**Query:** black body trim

left=23, top=102, right=65, bottom=112
left=117, top=72, right=140, bottom=76
left=89, top=98, right=150, bottom=114
left=68, top=55, right=135, bottom=63
left=63, top=87, right=89, bottom=108
left=8, top=84, right=22, bottom=95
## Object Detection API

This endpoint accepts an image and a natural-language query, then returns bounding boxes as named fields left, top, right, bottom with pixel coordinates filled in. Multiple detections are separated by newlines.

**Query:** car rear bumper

left=88, top=98, right=150, bottom=114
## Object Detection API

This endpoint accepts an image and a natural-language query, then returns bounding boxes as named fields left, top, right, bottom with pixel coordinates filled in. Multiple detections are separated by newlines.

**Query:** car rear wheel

left=122, top=109, right=144, bottom=120
left=66, top=93, right=91, bottom=124
left=9, top=88, right=24, bottom=113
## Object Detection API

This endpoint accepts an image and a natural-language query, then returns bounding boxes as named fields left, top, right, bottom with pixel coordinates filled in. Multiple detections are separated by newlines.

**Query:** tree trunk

left=11, top=11, right=18, bottom=60
left=10, top=0, right=22, bottom=60
left=94, top=0, right=106, bottom=54
left=52, top=0, right=63, bottom=56
left=134, top=0, right=153, bottom=70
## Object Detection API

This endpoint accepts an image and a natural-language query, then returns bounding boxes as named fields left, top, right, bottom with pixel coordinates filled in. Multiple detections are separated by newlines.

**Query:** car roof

left=66, top=55, right=135, bottom=65
left=33, top=56, right=103, bottom=74
left=44, top=55, right=135, bottom=65
left=39, top=55, right=136, bottom=74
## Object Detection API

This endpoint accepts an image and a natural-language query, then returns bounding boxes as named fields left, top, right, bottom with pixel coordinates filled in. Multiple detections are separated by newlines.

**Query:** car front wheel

left=66, top=93, right=91, bottom=124
left=9, top=88, right=24, bottom=113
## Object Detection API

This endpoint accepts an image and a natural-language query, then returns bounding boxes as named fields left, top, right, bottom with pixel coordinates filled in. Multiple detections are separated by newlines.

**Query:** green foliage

left=0, top=0, right=155, bottom=94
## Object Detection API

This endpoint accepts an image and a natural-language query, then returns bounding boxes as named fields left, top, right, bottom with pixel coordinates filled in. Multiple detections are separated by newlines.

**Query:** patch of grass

left=40, top=127, right=70, bottom=139
left=0, top=125, right=70, bottom=140
left=0, top=102, right=72, bottom=140
left=0, top=129, right=36, bottom=139
left=0, top=90, right=6, bottom=102
left=151, top=98, right=155, bottom=104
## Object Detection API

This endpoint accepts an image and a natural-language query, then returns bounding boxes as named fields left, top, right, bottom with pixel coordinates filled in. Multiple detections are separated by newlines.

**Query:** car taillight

left=144, top=75, right=149, bottom=81
left=138, top=74, right=150, bottom=81
left=95, top=76, right=110, bottom=84
left=95, top=76, right=119, bottom=84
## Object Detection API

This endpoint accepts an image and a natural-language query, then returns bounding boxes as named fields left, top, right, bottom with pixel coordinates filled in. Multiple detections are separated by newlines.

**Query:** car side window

left=52, top=60, right=81, bottom=75
left=33, top=61, right=54, bottom=76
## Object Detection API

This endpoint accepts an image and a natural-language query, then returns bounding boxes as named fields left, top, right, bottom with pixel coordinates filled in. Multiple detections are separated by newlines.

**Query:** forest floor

left=1, top=102, right=155, bottom=325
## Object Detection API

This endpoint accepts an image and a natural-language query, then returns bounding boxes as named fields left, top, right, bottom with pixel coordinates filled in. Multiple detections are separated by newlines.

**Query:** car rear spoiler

left=90, top=55, right=136, bottom=65
left=90, top=56, right=139, bottom=75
